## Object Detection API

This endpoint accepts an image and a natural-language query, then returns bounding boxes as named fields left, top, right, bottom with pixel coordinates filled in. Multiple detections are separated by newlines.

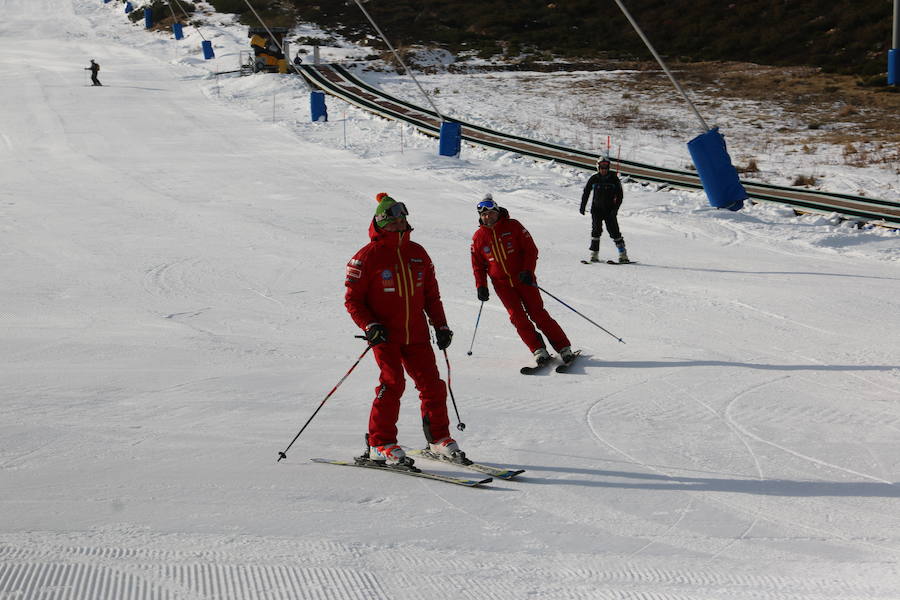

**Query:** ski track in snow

left=585, top=373, right=900, bottom=559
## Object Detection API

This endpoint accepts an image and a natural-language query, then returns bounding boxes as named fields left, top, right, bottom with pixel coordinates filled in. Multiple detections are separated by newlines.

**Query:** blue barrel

left=439, top=121, right=461, bottom=157
left=144, top=7, right=152, bottom=28
left=172, top=23, right=184, bottom=40
left=124, top=1, right=133, bottom=13
left=686, top=127, right=747, bottom=211
left=310, top=91, right=328, bottom=122
left=201, top=40, right=215, bottom=60
left=889, top=49, right=898, bottom=86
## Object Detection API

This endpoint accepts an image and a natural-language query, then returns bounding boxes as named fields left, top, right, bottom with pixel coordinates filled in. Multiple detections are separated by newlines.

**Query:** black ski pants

left=589, top=210, right=623, bottom=252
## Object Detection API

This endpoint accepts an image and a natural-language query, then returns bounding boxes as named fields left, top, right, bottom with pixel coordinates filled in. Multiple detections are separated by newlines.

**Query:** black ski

left=408, top=449, right=525, bottom=479
left=580, top=259, right=637, bottom=265
left=520, top=355, right=554, bottom=375
left=311, top=457, right=493, bottom=487
left=555, top=350, right=583, bottom=373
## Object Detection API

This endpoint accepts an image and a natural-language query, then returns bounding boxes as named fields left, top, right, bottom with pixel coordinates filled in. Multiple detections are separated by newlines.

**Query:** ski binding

left=408, top=449, right=525, bottom=479
left=520, top=355, right=554, bottom=375
left=555, top=349, right=583, bottom=373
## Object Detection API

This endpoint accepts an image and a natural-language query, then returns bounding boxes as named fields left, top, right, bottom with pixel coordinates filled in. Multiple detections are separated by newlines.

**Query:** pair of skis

left=580, top=259, right=637, bottom=265
left=313, top=449, right=525, bottom=488
left=520, top=350, right=582, bottom=375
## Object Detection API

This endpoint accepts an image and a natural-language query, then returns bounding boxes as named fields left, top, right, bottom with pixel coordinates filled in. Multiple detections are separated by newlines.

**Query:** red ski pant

left=368, top=341, right=450, bottom=447
left=492, top=280, right=571, bottom=353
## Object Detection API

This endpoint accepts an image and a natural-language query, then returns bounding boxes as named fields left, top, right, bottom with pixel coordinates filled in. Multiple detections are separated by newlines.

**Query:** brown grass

left=736, top=158, right=760, bottom=174
left=677, top=61, right=900, bottom=147
left=551, top=59, right=899, bottom=169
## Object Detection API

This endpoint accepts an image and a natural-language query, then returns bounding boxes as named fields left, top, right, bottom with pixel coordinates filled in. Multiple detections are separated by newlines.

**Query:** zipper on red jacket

left=490, top=227, right=514, bottom=286
left=395, top=233, right=413, bottom=344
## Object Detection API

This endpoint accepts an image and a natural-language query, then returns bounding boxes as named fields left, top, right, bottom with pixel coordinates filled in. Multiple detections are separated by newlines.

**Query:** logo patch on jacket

left=346, top=265, right=362, bottom=280
left=381, top=269, right=395, bottom=292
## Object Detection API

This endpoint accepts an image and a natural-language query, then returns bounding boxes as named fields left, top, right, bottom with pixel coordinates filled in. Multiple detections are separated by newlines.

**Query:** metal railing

left=298, top=64, right=899, bottom=226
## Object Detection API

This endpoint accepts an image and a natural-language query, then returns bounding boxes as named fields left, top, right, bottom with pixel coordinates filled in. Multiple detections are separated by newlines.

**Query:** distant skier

left=344, top=192, right=463, bottom=466
left=470, top=194, right=574, bottom=366
left=580, top=156, right=629, bottom=263
left=85, top=59, right=101, bottom=86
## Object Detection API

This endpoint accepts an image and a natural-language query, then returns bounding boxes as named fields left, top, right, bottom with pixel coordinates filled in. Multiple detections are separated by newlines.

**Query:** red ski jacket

left=345, top=221, right=448, bottom=346
left=470, top=208, right=539, bottom=289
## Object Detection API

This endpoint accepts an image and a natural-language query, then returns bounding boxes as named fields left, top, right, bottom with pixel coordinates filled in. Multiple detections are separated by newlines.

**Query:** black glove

left=518, top=271, right=534, bottom=286
left=435, top=326, right=453, bottom=350
left=579, top=208, right=585, bottom=215
left=477, top=286, right=489, bottom=302
left=365, top=323, right=388, bottom=346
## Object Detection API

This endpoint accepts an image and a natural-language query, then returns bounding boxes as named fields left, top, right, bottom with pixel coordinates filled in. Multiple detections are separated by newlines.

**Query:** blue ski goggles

left=477, top=199, right=499, bottom=213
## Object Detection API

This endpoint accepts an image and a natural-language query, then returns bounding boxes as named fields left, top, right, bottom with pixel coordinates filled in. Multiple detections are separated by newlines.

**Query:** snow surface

left=2, top=1, right=900, bottom=599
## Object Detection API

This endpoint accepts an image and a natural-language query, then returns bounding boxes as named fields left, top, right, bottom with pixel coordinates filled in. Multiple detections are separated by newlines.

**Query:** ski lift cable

left=238, top=0, right=312, bottom=91
left=168, top=0, right=207, bottom=41
left=351, top=0, right=447, bottom=122
left=610, top=0, right=710, bottom=134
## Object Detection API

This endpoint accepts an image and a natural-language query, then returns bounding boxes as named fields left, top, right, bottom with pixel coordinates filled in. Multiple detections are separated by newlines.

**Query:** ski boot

left=533, top=347, right=551, bottom=365
left=428, top=437, right=472, bottom=465
left=358, top=435, right=417, bottom=470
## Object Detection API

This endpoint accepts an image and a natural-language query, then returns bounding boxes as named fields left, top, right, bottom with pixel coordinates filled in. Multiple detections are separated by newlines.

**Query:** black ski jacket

left=580, top=172, right=623, bottom=216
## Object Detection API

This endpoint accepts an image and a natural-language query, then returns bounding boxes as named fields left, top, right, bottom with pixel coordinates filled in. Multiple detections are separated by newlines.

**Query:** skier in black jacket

left=85, top=60, right=101, bottom=86
left=580, top=156, right=628, bottom=263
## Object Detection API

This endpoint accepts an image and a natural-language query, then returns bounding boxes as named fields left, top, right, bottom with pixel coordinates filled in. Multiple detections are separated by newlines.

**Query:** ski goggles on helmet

left=477, top=199, right=499, bottom=213
left=382, top=202, right=409, bottom=219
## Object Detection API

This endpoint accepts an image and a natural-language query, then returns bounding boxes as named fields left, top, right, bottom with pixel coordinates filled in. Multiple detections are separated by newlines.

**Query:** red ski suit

left=345, top=221, right=451, bottom=447
left=470, top=209, right=570, bottom=353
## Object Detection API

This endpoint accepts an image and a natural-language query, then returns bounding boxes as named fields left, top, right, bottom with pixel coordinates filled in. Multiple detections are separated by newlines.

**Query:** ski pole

left=276, top=344, right=372, bottom=462
left=442, top=349, right=466, bottom=431
left=466, top=301, right=484, bottom=356
left=537, top=285, right=626, bottom=344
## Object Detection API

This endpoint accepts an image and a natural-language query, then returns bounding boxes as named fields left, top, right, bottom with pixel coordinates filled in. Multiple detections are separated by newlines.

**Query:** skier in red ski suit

left=344, top=193, right=464, bottom=465
left=470, top=195, right=574, bottom=365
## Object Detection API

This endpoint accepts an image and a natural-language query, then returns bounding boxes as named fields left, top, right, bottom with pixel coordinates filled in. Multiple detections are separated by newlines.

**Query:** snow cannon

left=248, top=27, right=288, bottom=73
